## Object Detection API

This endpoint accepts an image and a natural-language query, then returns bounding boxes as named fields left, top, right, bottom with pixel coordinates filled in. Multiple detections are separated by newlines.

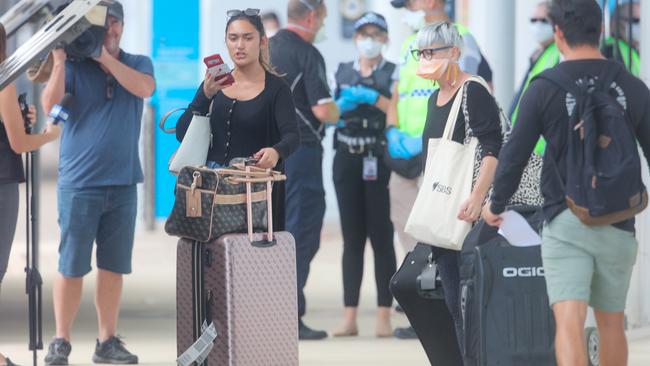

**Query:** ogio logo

left=432, top=182, right=452, bottom=195
left=502, top=267, right=545, bottom=278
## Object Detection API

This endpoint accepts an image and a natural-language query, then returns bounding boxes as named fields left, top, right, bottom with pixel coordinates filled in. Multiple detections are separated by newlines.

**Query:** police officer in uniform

left=510, top=1, right=560, bottom=155
left=331, top=12, right=397, bottom=338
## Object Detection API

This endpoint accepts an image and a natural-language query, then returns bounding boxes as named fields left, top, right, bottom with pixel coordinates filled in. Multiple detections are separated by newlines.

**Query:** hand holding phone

left=204, top=54, right=235, bottom=85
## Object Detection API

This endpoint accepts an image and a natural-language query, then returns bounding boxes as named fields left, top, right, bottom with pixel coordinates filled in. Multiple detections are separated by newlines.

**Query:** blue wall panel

left=152, top=0, right=200, bottom=218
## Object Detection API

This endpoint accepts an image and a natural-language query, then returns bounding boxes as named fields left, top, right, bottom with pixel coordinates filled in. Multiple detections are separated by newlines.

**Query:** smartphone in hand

left=204, top=54, right=235, bottom=86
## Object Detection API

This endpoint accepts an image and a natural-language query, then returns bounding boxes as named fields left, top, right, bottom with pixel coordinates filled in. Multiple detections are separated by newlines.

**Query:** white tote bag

left=405, top=78, right=481, bottom=250
left=162, top=105, right=212, bottom=175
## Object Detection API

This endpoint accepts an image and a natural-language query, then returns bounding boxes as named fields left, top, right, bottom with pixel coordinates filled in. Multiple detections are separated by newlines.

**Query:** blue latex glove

left=402, top=135, right=423, bottom=156
left=386, top=127, right=410, bottom=159
left=336, top=96, right=360, bottom=114
left=341, top=85, right=380, bottom=105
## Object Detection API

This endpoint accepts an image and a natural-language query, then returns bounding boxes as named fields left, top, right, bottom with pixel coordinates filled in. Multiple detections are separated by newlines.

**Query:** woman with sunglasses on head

left=176, top=8, right=299, bottom=228
left=330, top=12, right=397, bottom=339
left=0, top=24, right=60, bottom=366
left=389, top=22, right=502, bottom=363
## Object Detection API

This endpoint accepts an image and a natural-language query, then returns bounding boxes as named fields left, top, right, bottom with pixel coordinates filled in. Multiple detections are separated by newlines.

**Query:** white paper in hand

left=497, top=210, right=542, bottom=247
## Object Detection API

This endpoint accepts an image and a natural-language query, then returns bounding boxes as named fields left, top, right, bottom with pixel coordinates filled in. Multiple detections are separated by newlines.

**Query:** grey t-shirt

left=59, top=50, right=154, bottom=189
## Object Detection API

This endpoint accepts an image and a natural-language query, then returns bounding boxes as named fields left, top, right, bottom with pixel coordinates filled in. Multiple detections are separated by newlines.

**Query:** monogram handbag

left=165, top=161, right=286, bottom=242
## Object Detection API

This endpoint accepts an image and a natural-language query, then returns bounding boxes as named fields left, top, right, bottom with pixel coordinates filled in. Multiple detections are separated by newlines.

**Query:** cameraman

left=41, top=2, right=155, bottom=365
left=0, top=22, right=60, bottom=366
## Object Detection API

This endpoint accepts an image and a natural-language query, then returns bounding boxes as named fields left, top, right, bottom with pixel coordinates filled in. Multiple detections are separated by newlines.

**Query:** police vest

left=511, top=43, right=561, bottom=155
left=335, top=60, right=396, bottom=133
left=397, top=23, right=471, bottom=137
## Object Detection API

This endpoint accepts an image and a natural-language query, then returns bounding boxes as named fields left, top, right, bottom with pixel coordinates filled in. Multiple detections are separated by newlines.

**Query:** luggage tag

left=177, top=321, right=218, bottom=366
left=363, top=152, right=378, bottom=181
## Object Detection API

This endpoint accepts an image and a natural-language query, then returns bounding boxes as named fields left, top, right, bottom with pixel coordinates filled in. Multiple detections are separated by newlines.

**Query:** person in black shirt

left=483, top=1, right=650, bottom=364
left=330, top=12, right=397, bottom=339
left=176, top=9, right=300, bottom=229
left=389, top=21, right=502, bottom=361
left=0, top=24, right=60, bottom=366
left=269, top=0, right=340, bottom=341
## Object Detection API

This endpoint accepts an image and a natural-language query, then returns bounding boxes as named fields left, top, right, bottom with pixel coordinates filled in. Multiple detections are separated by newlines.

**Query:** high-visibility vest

left=396, top=24, right=471, bottom=137
left=605, top=37, right=640, bottom=77
left=511, top=43, right=561, bottom=155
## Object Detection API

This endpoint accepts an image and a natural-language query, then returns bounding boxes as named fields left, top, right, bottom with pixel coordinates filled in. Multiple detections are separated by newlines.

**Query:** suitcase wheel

left=584, top=326, right=600, bottom=366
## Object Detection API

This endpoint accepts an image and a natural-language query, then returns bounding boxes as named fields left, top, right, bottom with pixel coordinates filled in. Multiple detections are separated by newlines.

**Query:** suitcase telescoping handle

left=237, top=163, right=283, bottom=247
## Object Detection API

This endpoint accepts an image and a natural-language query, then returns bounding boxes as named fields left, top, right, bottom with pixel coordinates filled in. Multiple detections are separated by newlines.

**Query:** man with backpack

left=483, top=0, right=650, bottom=365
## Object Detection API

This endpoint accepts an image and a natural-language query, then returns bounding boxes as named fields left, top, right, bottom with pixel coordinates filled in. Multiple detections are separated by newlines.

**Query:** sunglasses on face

left=411, top=46, right=453, bottom=61
left=106, top=75, right=116, bottom=100
left=530, top=18, right=549, bottom=24
left=227, top=8, right=260, bottom=18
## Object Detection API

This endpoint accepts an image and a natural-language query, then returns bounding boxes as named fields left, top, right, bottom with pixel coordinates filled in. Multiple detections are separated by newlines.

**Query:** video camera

left=55, top=0, right=120, bottom=61
left=0, top=0, right=108, bottom=90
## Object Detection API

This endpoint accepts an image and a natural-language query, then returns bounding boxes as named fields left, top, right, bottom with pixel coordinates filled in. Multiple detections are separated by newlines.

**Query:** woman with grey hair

left=390, top=21, right=502, bottom=363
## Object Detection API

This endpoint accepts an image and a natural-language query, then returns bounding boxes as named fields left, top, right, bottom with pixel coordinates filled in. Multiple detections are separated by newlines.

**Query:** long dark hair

left=226, top=14, right=281, bottom=76
left=0, top=23, right=6, bottom=63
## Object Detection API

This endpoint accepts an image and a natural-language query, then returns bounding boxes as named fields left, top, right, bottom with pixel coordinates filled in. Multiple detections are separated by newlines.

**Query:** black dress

left=176, top=71, right=300, bottom=230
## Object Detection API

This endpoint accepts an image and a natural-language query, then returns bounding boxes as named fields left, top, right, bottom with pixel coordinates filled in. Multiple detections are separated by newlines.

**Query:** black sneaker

left=394, top=326, right=418, bottom=339
left=92, top=336, right=138, bottom=364
left=44, top=338, right=71, bottom=365
left=298, top=321, right=327, bottom=341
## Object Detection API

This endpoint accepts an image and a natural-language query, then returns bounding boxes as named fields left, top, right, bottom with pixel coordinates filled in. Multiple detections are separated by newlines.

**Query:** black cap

left=354, top=12, right=389, bottom=32
left=102, top=0, right=124, bottom=21
left=390, top=0, right=407, bottom=8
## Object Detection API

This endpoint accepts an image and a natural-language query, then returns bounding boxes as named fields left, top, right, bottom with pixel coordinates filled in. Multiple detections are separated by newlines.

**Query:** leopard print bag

left=461, top=79, right=543, bottom=207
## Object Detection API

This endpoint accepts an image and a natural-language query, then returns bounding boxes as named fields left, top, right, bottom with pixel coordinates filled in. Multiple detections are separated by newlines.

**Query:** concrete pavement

left=1, top=182, right=649, bottom=365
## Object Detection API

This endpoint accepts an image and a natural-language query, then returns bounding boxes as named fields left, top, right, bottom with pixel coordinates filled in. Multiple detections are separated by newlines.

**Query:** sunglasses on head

left=227, top=8, right=261, bottom=18
left=530, top=18, right=549, bottom=24
left=411, top=46, right=453, bottom=61
left=299, top=0, right=323, bottom=12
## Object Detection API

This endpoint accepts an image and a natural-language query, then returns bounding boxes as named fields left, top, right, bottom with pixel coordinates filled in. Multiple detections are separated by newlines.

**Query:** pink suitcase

left=176, top=166, right=298, bottom=366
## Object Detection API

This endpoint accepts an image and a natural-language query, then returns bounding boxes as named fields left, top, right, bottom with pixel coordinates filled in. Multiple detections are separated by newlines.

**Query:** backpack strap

left=533, top=67, right=582, bottom=97
left=597, top=61, right=623, bottom=92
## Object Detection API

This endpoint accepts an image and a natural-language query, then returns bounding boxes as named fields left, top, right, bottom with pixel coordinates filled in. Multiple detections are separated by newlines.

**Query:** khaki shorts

left=541, top=210, right=638, bottom=312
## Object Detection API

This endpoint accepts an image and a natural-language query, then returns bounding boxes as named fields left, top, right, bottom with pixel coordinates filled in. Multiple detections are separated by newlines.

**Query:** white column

left=467, top=0, right=515, bottom=107
left=120, top=0, right=152, bottom=56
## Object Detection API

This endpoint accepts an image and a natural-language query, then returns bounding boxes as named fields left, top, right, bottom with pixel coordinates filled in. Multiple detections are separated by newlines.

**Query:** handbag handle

left=160, top=100, right=215, bottom=134
left=159, top=107, right=187, bottom=134
left=217, top=168, right=284, bottom=178
left=228, top=175, right=287, bottom=184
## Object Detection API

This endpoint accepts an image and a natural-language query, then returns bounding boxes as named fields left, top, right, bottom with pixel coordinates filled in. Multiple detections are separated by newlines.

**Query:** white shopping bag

left=405, top=78, right=481, bottom=250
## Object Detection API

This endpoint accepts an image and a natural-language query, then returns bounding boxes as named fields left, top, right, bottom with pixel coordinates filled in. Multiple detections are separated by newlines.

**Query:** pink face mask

left=416, top=58, right=450, bottom=81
